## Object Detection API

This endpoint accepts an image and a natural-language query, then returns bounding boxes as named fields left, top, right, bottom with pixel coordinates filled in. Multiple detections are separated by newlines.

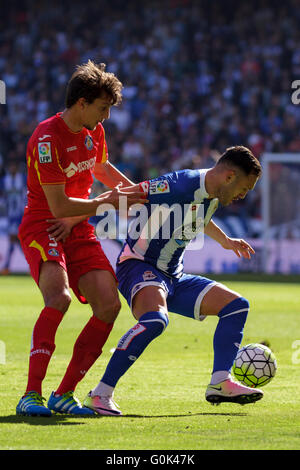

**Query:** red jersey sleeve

left=30, top=136, right=66, bottom=185
left=95, top=124, right=109, bottom=164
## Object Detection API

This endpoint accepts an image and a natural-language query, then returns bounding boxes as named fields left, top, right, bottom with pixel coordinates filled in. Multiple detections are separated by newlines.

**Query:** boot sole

left=206, top=392, right=263, bottom=406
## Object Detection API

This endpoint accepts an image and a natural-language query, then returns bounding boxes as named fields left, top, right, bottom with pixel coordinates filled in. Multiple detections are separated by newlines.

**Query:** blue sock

left=101, top=311, right=169, bottom=388
left=212, top=297, right=249, bottom=374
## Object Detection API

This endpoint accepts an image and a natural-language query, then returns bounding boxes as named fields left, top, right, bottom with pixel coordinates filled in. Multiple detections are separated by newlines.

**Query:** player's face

left=81, top=94, right=113, bottom=130
left=218, top=172, right=259, bottom=206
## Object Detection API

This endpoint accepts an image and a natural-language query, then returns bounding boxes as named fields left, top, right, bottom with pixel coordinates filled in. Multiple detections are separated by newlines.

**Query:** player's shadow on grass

left=123, top=412, right=248, bottom=418
left=0, top=411, right=247, bottom=424
left=0, top=415, right=93, bottom=425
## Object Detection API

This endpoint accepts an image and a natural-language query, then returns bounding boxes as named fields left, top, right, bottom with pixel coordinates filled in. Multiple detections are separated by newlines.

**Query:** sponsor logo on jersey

left=63, top=156, right=96, bottom=177
left=149, top=179, right=170, bottom=194
left=38, top=142, right=52, bottom=163
left=84, top=135, right=94, bottom=150
left=38, top=134, right=51, bottom=141
left=66, top=146, right=77, bottom=152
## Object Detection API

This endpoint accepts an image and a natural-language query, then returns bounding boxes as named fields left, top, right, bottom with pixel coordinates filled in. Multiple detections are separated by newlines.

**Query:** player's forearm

left=43, top=182, right=147, bottom=219
left=94, top=161, right=135, bottom=188
left=204, top=220, right=229, bottom=247
left=50, top=196, right=112, bottom=218
left=64, top=214, right=89, bottom=226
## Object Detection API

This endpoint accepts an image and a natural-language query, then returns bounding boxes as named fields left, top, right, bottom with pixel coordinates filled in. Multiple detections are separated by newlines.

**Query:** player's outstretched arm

left=205, top=220, right=255, bottom=259
left=95, top=183, right=148, bottom=209
left=42, top=183, right=148, bottom=219
left=204, top=219, right=229, bottom=246
left=94, top=161, right=135, bottom=188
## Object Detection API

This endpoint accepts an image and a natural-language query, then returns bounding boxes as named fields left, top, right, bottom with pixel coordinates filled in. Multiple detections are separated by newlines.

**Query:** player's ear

left=77, top=97, right=88, bottom=109
left=224, top=169, right=236, bottom=184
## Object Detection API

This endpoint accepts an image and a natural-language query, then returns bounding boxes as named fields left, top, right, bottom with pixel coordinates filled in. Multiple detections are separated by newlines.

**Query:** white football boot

left=205, top=378, right=264, bottom=405
left=83, top=391, right=122, bottom=416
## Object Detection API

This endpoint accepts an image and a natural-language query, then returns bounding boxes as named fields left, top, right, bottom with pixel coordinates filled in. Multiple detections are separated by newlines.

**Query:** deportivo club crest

left=84, top=135, right=94, bottom=150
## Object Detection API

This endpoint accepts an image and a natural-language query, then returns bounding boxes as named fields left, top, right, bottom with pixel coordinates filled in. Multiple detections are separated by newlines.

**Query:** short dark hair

left=65, top=60, right=123, bottom=108
left=216, top=146, right=262, bottom=177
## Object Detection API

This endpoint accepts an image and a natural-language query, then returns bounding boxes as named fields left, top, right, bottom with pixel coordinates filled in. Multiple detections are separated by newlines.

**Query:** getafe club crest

left=84, top=135, right=94, bottom=150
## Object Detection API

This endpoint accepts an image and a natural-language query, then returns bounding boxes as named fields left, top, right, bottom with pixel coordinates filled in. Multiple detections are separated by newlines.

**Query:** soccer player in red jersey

left=16, top=61, right=147, bottom=417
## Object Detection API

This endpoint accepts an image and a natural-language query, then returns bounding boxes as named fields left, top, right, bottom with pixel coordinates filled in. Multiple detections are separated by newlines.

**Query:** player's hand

left=46, top=218, right=74, bottom=242
left=96, top=184, right=148, bottom=210
left=221, top=237, right=255, bottom=259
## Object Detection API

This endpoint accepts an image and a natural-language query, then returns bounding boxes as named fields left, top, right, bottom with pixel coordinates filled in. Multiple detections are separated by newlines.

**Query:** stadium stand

left=1, top=0, right=300, bottom=240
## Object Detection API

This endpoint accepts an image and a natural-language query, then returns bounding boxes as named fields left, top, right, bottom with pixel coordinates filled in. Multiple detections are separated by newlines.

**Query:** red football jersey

left=24, top=112, right=108, bottom=218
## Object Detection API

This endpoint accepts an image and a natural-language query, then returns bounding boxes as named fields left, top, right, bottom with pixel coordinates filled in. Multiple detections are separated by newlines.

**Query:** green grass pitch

left=0, top=274, right=299, bottom=450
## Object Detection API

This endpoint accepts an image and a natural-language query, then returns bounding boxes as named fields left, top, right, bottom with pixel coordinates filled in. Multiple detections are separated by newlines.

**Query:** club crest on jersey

left=38, top=142, right=52, bottom=163
left=48, top=248, right=59, bottom=257
left=142, top=270, right=157, bottom=281
left=149, top=179, right=170, bottom=194
left=84, top=135, right=94, bottom=150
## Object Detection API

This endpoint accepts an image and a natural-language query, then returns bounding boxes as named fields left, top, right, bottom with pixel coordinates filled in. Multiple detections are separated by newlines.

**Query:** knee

left=239, top=297, right=250, bottom=320
left=109, top=298, right=122, bottom=320
left=219, top=296, right=250, bottom=319
left=92, top=297, right=121, bottom=323
left=160, top=311, right=169, bottom=330
left=239, top=296, right=250, bottom=309
left=139, top=310, right=169, bottom=336
left=234, top=296, right=250, bottom=312
left=44, top=289, right=72, bottom=314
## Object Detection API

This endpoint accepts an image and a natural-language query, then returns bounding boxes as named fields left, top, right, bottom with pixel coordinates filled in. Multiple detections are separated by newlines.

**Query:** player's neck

left=204, top=168, right=219, bottom=199
left=60, top=108, right=83, bottom=133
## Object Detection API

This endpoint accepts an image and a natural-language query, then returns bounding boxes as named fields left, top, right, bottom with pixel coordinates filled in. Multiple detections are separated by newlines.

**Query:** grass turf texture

left=0, top=275, right=299, bottom=450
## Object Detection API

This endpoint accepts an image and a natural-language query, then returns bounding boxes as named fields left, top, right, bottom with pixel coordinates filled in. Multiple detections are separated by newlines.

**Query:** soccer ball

left=232, top=343, right=277, bottom=388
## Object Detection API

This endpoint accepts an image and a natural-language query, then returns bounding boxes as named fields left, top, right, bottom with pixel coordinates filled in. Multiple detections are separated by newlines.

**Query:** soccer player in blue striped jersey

left=84, top=146, right=264, bottom=415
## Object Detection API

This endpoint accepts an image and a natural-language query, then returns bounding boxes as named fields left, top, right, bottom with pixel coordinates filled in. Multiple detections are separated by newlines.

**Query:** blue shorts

left=116, top=259, right=220, bottom=321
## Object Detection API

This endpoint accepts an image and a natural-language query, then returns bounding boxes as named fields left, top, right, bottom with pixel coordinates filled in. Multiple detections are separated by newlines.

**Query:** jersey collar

left=199, top=169, right=210, bottom=199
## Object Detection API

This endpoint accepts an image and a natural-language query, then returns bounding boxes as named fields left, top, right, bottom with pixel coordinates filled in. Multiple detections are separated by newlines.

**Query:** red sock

left=55, top=315, right=113, bottom=395
left=25, top=307, right=64, bottom=395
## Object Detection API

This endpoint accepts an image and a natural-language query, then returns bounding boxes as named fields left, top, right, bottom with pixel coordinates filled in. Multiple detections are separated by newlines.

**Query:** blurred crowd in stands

left=1, top=0, right=300, bottom=240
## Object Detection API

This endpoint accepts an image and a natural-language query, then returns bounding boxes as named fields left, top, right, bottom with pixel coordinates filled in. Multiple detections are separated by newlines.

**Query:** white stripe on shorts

left=193, top=281, right=220, bottom=321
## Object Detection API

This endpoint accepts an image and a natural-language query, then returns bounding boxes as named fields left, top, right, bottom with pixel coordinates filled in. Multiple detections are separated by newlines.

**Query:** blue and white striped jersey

left=117, top=169, right=219, bottom=277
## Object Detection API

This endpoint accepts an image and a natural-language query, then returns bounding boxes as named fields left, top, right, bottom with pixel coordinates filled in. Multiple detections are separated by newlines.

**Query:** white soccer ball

left=232, top=343, right=277, bottom=387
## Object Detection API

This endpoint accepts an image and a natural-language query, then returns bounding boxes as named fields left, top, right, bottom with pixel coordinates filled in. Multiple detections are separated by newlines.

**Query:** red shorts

left=19, top=216, right=117, bottom=304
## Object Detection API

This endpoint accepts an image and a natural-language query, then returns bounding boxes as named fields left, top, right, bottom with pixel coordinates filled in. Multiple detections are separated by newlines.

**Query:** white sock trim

left=220, top=308, right=249, bottom=319
left=92, top=381, right=114, bottom=398
left=210, top=371, right=231, bottom=385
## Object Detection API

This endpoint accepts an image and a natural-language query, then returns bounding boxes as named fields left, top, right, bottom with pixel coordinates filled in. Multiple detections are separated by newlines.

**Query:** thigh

left=132, top=285, right=168, bottom=320
left=199, top=282, right=241, bottom=317
left=78, top=269, right=120, bottom=322
left=116, top=260, right=171, bottom=318
left=64, top=221, right=117, bottom=304
left=19, top=217, right=68, bottom=296
left=167, top=274, right=219, bottom=321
